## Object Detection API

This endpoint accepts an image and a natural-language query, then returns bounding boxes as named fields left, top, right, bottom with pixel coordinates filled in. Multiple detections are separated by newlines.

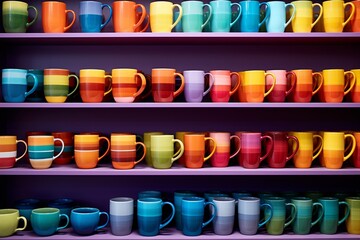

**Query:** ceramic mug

left=175, top=131, right=192, bottom=166
left=183, top=70, right=215, bottom=102
left=143, top=132, right=163, bottom=167
left=238, top=0, right=270, bottom=32
left=174, top=191, right=198, bottom=231
left=240, top=70, right=276, bottom=103
left=210, top=0, right=241, bottom=32
left=0, top=136, right=27, bottom=168
left=290, top=0, right=322, bottom=32
left=287, top=69, right=323, bottom=102
left=181, top=1, right=212, bottom=32
left=26, top=69, right=45, bottom=102
left=150, top=135, right=184, bottom=169
left=210, top=70, right=240, bottom=102
left=209, top=132, right=240, bottom=167
left=2, top=1, right=38, bottom=33
left=31, top=208, right=69, bottom=236
left=319, top=197, right=350, bottom=234
left=42, top=1, right=76, bottom=33
left=110, top=197, right=134, bottom=236
left=71, top=207, right=109, bottom=235
left=184, top=133, right=216, bottom=168
left=80, top=1, right=112, bottom=32
left=0, top=209, right=27, bottom=237
left=349, top=69, right=360, bottom=102
left=349, top=0, right=360, bottom=32
left=266, top=1, right=295, bottom=33
left=265, top=70, right=296, bottom=102
left=320, top=69, right=355, bottom=103
left=51, top=132, right=74, bottom=165
left=113, top=1, right=147, bottom=32
left=150, top=1, right=182, bottom=32
left=323, top=0, right=355, bottom=32
left=346, top=197, right=360, bottom=234
left=212, top=197, right=236, bottom=235
left=79, top=69, right=112, bottom=103
left=151, top=68, right=185, bottom=102
left=291, top=132, right=323, bottom=168
left=351, top=132, right=360, bottom=168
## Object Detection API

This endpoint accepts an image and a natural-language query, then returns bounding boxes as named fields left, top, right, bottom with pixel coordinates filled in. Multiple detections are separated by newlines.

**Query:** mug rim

left=213, top=197, right=235, bottom=202
left=182, top=196, right=204, bottom=202
left=110, top=197, right=134, bottom=203
left=319, top=197, right=338, bottom=201
left=238, top=196, right=260, bottom=201
left=71, top=207, right=99, bottom=214
left=291, top=197, right=312, bottom=201
left=0, top=209, right=19, bottom=215
left=137, top=197, right=162, bottom=203
left=32, top=207, right=59, bottom=214
left=345, top=197, right=360, bottom=201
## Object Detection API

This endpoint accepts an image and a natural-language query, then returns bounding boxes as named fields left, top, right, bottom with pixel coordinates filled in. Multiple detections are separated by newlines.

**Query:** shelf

left=0, top=33, right=360, bottom=45
left=1, top=164, right=360, bottom=176
left=0, top=102, right=360, bottom=109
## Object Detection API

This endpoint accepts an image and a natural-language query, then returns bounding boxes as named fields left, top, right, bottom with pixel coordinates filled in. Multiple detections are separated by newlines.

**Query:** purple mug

left=183, top=70, right=215, bottom=102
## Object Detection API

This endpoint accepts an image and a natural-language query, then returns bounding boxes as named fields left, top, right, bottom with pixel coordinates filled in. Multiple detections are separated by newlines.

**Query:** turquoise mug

left=174, top=190, right=198, bottom=231
left=210, top=0, right=241, bottom=32
left=318, top=197, right=350, bottom=234
left=181, top=1, right=212, bottom=32
left=31, top=208, right=69, bottom=236
left=26, top=69, right=44, bottom=102
left=266, top=1, right=295, bottom=32
left=71, top=207, right=109, bottom=235
left=239, top=0, right=270, bottom=32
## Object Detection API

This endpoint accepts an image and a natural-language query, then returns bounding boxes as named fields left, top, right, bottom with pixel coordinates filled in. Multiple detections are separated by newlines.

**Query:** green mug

left=2, top=1, right=38, bottom=33
left=143, top=132, right=163, bottom=167
left=346, top=197, right=360, bottom=234
left=150, top=135, right=184, bottom=169
left=0, top=209, right=27, bottom=237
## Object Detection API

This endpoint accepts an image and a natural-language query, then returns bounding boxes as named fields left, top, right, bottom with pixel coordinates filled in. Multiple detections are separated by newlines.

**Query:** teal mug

left=266, top=1, right=295, bottom=32
left=181, top=1, right=212, bottom=32
left=31, top=208, right=69, bottom=236
left=210, top=0, right=241, bottom=32
left=318, top=197, right=350, bottom=234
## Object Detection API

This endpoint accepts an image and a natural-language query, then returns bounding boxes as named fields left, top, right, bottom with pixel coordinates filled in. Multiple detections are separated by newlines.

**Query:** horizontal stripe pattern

left=2, top=78, right=27, bottom=85
left=44, top=76, right=70, bottom=85
left=0, top=151, right=16, bottom=157
left=44, top=69, right=69, bottom=75
left=44, top=85, right=69, bottom=96
left=28, top=145, right=54, bottom=151
left=0, top=157, right=16, bottom=168
left=0, top=144, right=17, bottom=152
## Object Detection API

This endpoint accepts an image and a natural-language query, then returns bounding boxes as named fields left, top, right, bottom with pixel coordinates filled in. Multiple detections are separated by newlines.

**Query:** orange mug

left=349, top=0, right=360, bottom=32
left=42, top=1, right=76, bottom=33
left=348, top=69, right=360, bottom=102
left=151, top=68, right=185, bottom=102
left=113, top=1, right=147, bottom=32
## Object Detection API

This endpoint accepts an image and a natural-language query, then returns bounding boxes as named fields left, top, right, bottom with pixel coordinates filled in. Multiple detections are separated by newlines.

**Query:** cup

left=111, top=68, right=146, bottom=103
left=151, top=68, right=185, bottom=103
left=26, top=69, right=45, bottom=102
left=44, top=69, right=80, bottom=103
left=351, top=132, right=360, bottom=168
left=210, top=70, right=240, bottom=102
left=80, top=1, right=112, bottom=32
left=323, top=132, right=356, bottom=169
left=238, top=197, right=272, bottom=235
left=79, top=69, right=112, bottom=103
left=349, top=69, right=360, bottom=102
left=113, top=1, right=147, bottom=32
left=349, top=0, right=360, bottom=32
left=265, top=70, right=296, bottom=102
left=51, top=132, right=74, bottom=165
left=143, top=132, right=163, bottom=167
left=266, top=1, right=295, bottom=32
left=137, top=198, right=175, bottom=236
left=42, top=1, right=76, bottom=33
left=111, top=134, right=146, bottom=169
left=183, top=70, right=215, bottom=102
left=2, top=68, right=38, bottom=103
left=323, top=0, right=355, bottom=32
left=110, top=197, right=134, bottom=236
left=346, top=197, right=360, bottom=234
left=31, top=208, right=69, bottom=236
left=317, top=197, right=350, bottom=234
left=184, top=134, right=216, bottom=168
left=181, top=197, right=216, bottom=236
left=240, top=70, right=276, bottom=103
left=212, top=197, right=235, bottom=235
left=0, top=136, right=27, bottom=168
left=71, top=207, right=109, bottom=235
left=210, top=0, right=241, bottom=32
left=265, top=132, right=299, bottom=168
left=150, top=135, right=184, bottom=169
left=291, top=197, right=324, bottom=235
left=2, top=1, right=38, bottom=33
left=209, top=132, right=240, bottom=167
left=150, top=1, right=182, bottom=32
left=28, top=135, right=65, bottom=169
left=320, top=69, right=355, bottom=103
left=181, top=1, right=212, bottom=32
left=174, top=191, right=197, bottom=231
left=290, top=0, right=323, bottom=32
left=290, top=132, right=323, bottom=168
left=239, top=132, right=273, bottom=169
left=74, top=134, right=110, bottom=169
left=265, top=197, right=297, bottom=235
left=238, top=1, right=269, bottom=32
left=0, top=209, right=27, bottom=237
left=287, top=69, right=323, bottom=103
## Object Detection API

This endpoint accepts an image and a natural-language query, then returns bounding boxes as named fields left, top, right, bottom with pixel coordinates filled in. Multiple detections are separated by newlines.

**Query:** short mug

left=0, top=136, right=27, bottom=168
left=174, top=191, right=198, bottom=231
left=240, top=70, right=276, bottom=102
left=42, top=1, right=76, bottom=33
left=349, top=0, right=360, bottom=32
left=71, top=207, right=109, bottom=235
left=349, top=69, right=360, bottom=102
left=26, top=69, right=45, bottom=102
left=31, top=208, right=69, bottom=236
left=0, top=209, right=27, bottom=237
left=51, top=132, right=74, bottom=165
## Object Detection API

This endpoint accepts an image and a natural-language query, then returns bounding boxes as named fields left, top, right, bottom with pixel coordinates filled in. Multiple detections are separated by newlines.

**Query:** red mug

left=210, top=70, right=240, bottom=102
left=52, top=132, right=74, bottom=165
left=151, top=68, right=185, bottom=102
left=209, top=132, right=241, bottom=167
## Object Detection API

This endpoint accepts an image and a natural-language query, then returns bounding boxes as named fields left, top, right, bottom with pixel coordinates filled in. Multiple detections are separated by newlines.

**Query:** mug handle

left=24, top=73, right=38, bottom=98
left=53, top=138, right=65, bottom=160
left=201, top=4, right=212, bottom=29
left=26, top=6, right=38, bottom=28
left=285, top=71, right=297, bottom=97
left=343, top=134, right=356, bottom=161
left=64, top=10, right=76, bottom=32
left=134, top=142, right=147, bottom=165
left=230, top=135, right=241, bottom=159
left=284, top=203, right=297, bottom=228
left=15, top=140, right=28, bottom=162
left=171, top=4, right=183, bottom=30
left=260, top=135, right=273, bottom=162
left=312, top=135, right=323, bottom=161
left=134, top=4, right=146, bottom=30
left=172, top=139, right=184, bottom=163
left=67, top=74, right=80, bottom=97
left=229, top=72, right=241, bottom=96
left=15, top=216, right=27, bottom=232
left=264, top=72, right=276, bottom=97
left=98, top=136, right=110, bottom=161
left=133, top=73, right=147, bottom=98
left=286, top=135, right=299, bottom=162
left=311, top=72, right=323, bottom=96
left=104, top=75, right=113, bottom=96
left=203, top=202, right=216, bottom=228
left=204, top=137, right=217, bottom=161
left=230, top=3, right=241, bottom=28
left=258, top=203, right=272, bottom=228
left=311, top=202, right=324, bottom=227
left=344, top=71, right=356, bottom=96
left=343, top=2, right=355, bottom=28
left=284, top=3, right=296, bottom=28
left=259, top=2, right=270, bottom=28
left=173, top=72, right=185, bottom=98
left=56, top=214, right=69, bottom=231
left=311, top=3, right=323, bottom=29
left=338, top=201, right=350, bottom=225
left=100, top=4, right=113, bottom=30
left=160, top=202, right=175, bottom=230
left=203, top=73, right=215, bottom=97
left=95, top=212, right=110, bottom=231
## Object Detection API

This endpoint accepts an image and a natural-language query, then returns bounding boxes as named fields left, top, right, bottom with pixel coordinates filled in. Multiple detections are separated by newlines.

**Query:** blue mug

left=137, top=198, right=175, bottom=236
left=80, top=1, right=112, bottom=32
left=266, top=1, right=295, bottom=32
left=181, top=197, right=216, bottom=236
left=70, top=207, right=109, bottom=235
left=239, top=0, right=270, bottom=32
left=174, top=190, right=197, bottom=230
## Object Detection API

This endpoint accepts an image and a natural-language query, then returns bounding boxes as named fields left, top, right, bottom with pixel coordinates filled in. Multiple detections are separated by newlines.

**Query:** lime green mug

left=150, top=135, right=184, bottom=169
left=0, top=209, right=27, bottom=237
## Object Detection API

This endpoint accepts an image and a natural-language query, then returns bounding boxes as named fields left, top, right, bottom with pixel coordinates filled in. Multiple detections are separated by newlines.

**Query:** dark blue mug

left=70, top=207, right=109, bottom=235
left=79, top=1, right=112, bottom=32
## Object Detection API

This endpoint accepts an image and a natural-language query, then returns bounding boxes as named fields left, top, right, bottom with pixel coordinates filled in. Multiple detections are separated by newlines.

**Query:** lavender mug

left=184, top=70, right=215, bottom=102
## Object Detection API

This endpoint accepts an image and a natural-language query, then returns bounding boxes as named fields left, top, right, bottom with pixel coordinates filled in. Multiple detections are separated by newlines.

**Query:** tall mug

left=183, top=70, right=215, bottom=102
left=210, top=70, right=240, bottom=102
left=346, top=197, right=360, bottom=234
left=266, top=1, right=295, bottom=32
left=80, top=1, right=112, bottom=32
left=111, top=69, right=146, bottom=103
left=0, top=136, right=27, bottom=169
left=79, top=69, right=112, bottom=103
left=291, top=0, right=323, bottom=32
left=238, top=1, right=270, bottom=32
left=265, top=70, right=296, bottom=102
left=291, top=132, right=323, bottom=168
left=2, top=1, right=38, bottom=33
left=113, top=1, right=147, bottom=32
left=110, top=197, right=134, bottom=236
left=151, top=68, right=185, bottom=102
left=151, top=135, right=184, bottom=169
left=184, top=134, right=216, bottom=168
left=42, top=1, right=76, bottom=33
left=150, top=1, right=182, bottom=32
left=349, top=69, right=360, bottom=102
left=320, top=69, right=355, bottom=103
left=240, top=70, right=276, bottom=103
left=181, top=1, right=212, bottom=32
left=319, top=197, right=350, bottom=234
left=210, top=0, right=241, bottom=32
left=323, top=0, right=355, bottom=32
left=209, top=132, right=240, bottom=167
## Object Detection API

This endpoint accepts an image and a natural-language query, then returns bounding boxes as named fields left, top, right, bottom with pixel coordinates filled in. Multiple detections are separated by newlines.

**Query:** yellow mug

left=320, top=69, right=355, bottom=103
left=290, top=132, right=323, bottom=168
left=240, top=70, right=276, bottom=102
left=322, top=132, right=356, bottom=169
left=150, top=1, right=183, bottom=32
left=346, top=197, right=360, bottom=234
left=323, top=0, right=355, bottom=32
left=291, top=0, right=323, bottom=32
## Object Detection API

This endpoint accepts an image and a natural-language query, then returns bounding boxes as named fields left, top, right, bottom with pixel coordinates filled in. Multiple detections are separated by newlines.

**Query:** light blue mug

left=266, top=1, right=295, bottom=32
left=210, top=0, right=241, bottom=32
left=79, top=1, right=112, bottom=32
left=239, top=0, right=270, bottom=32
left=181, top=1, right=212, bottom=32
